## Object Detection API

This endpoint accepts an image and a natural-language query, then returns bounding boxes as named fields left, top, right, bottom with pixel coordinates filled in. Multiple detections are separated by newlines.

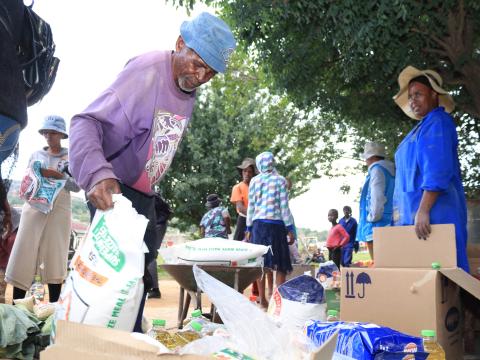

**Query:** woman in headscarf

left=246, top=151, right=294, bottom=308
left=6, top=115, right=80, bottom=302
left=392, top=66, right=469, bottom=272
left=199, top=193, right=231, bottom=238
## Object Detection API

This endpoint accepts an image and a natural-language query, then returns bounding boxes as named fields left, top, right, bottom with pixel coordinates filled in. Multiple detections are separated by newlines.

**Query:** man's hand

left=40, top=168, right=64, bottom=179
left=287, top=231, right=295, bottom=245
left=87, top=178, right=121, bottom=211
left=245, top=231, right=250, bottom=242
left=414, top=209, right=431, bottom=240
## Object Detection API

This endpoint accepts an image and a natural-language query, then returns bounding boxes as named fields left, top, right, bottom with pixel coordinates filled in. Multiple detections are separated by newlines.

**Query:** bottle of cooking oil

left=148, top=319, right=175, bottom=349
left=176, top=321, right=203, bottom=342
left=421, top=329, right=445, bottom=360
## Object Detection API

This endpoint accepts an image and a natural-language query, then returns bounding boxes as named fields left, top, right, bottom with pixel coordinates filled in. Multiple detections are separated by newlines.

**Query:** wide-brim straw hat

left=393, top=66, right=455, bottom=120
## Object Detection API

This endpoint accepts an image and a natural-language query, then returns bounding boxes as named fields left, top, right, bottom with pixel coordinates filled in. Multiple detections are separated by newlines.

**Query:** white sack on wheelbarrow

left=160, top=238, right=269, bottom=267
left=55, top=194, right=148, bottom=331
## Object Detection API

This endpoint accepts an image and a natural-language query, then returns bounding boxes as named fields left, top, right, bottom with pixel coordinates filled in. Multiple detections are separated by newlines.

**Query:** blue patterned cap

left=256, top=152, right=276, bottom=173
left=39, top=115, right=68, bottom=138
left=180, top=12, right=236, bottom=73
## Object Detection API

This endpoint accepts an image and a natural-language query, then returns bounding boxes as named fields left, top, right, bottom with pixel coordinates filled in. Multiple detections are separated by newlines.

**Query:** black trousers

left=233, top=215, right=247, bottom=240
left=328, top=247, right=342, bottom=269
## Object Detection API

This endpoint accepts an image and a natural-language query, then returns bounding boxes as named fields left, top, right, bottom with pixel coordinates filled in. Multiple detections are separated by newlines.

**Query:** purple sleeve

left=69, top=89, right=130, bottom=192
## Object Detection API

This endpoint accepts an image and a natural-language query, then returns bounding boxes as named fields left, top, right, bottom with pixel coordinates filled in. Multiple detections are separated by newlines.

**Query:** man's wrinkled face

left=408, top=81, right=438, bottom=118
left=172, top=37, right=217, bottom=92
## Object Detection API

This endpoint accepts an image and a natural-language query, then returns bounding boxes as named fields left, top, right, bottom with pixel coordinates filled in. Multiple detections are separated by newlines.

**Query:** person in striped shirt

left=246, top=151, right=294, bottom=308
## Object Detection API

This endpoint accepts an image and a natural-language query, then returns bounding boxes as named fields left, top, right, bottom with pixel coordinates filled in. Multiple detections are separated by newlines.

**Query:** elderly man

left=69, top=12, right=236, bottom=331
left=357, top=142, right=395, bottom=261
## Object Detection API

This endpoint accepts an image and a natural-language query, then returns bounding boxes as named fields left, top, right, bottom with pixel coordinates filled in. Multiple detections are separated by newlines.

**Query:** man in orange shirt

left=326, top=209, right=350, bottom=269
left=230, top=158, right=257, bottom=240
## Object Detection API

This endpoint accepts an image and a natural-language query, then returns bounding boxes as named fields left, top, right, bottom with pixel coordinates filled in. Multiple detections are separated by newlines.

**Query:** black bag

left=18, top=2, right=60, bottom=106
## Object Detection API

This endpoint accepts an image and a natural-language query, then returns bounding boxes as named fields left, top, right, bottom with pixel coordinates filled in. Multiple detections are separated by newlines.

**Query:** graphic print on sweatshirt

left=132, top=110, right=188, bottom=193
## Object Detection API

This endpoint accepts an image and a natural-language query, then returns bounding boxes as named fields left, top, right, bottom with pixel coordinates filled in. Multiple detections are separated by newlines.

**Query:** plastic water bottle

left=29, top=275, right=45, bottom=302
left=421, top=330, right=445, bottom=359
left=327, top=309, right=339, bottom=322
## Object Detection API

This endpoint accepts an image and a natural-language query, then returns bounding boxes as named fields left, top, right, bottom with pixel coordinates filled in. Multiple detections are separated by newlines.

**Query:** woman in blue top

left=392, top=66, right=469, bottom=272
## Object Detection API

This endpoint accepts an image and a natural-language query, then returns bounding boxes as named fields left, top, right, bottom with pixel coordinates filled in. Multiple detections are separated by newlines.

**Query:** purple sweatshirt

left=69, top=51, right=196, bottom=194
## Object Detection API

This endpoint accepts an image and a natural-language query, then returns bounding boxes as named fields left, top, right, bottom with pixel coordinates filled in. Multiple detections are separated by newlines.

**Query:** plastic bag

left=304, top=321, right=429, bottom=360
left=19, top=160, right=66, bottom=213
left=55, top=194, right=148, bottom=331
left=192, top=265, right=315, bottom=360
left=268, top=275, right=326, bottom=329
left=315, top=260, right=340, bottom=289
left=34, top=302, right=55, bottom=320
left=160, top=238, right=268, bottom=267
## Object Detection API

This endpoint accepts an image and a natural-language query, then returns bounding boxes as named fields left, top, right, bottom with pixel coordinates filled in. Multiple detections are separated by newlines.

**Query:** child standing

left=326, top=209, right=350, bottom=269
left=199, top=194, right=231, bottom=239
left=246, top=152, right=294, bottom=308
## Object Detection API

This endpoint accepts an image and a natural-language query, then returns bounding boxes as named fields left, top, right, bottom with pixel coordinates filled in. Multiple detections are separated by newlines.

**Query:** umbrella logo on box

left=345, top=271, right=372, bottom=299
left=445, top=306, right=460, bottom=332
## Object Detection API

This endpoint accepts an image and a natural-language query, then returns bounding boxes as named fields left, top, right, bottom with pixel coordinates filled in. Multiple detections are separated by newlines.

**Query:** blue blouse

left=393, top=107, right=469, bottom=272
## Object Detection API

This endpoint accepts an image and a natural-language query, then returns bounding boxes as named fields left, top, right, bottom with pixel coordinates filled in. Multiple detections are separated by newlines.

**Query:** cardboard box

left=41, top=320, right=213, bottom=360
left=341, top=225, right=480, bottom=360
left=373, top=224, right=456, bottom=268
left=41, top=320, right=337, bottom=360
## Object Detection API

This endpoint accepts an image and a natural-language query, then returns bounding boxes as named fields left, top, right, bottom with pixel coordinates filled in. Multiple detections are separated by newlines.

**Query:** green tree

left=160, top=52, right=337, bottom=229
left=170, top=0, right=480, bottom=196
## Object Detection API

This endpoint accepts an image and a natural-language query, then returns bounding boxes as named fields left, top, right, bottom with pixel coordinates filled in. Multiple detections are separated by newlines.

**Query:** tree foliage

left=160, top=52, right=341, bottom=230
left=170, top=0, right=480, bottom=197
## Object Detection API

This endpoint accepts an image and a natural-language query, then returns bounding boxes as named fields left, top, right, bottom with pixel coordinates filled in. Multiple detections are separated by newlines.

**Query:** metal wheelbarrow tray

left=161, top=264, right=263, bottom=328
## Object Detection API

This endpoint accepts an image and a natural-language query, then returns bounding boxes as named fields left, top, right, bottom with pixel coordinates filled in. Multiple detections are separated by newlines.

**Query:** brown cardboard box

left=40, top=320, right=213, bottom=360
left=41, top=320, right=337, bottom=360
left=340, top=267, right=480, bottom=359
left=341, top=225, right=480, bottom=359
left=373, top=224, right=456, bottom=268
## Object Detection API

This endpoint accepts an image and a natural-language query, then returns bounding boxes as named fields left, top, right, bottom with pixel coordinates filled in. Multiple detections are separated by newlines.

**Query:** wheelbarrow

left=161, top=264, right=263, bottom=328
